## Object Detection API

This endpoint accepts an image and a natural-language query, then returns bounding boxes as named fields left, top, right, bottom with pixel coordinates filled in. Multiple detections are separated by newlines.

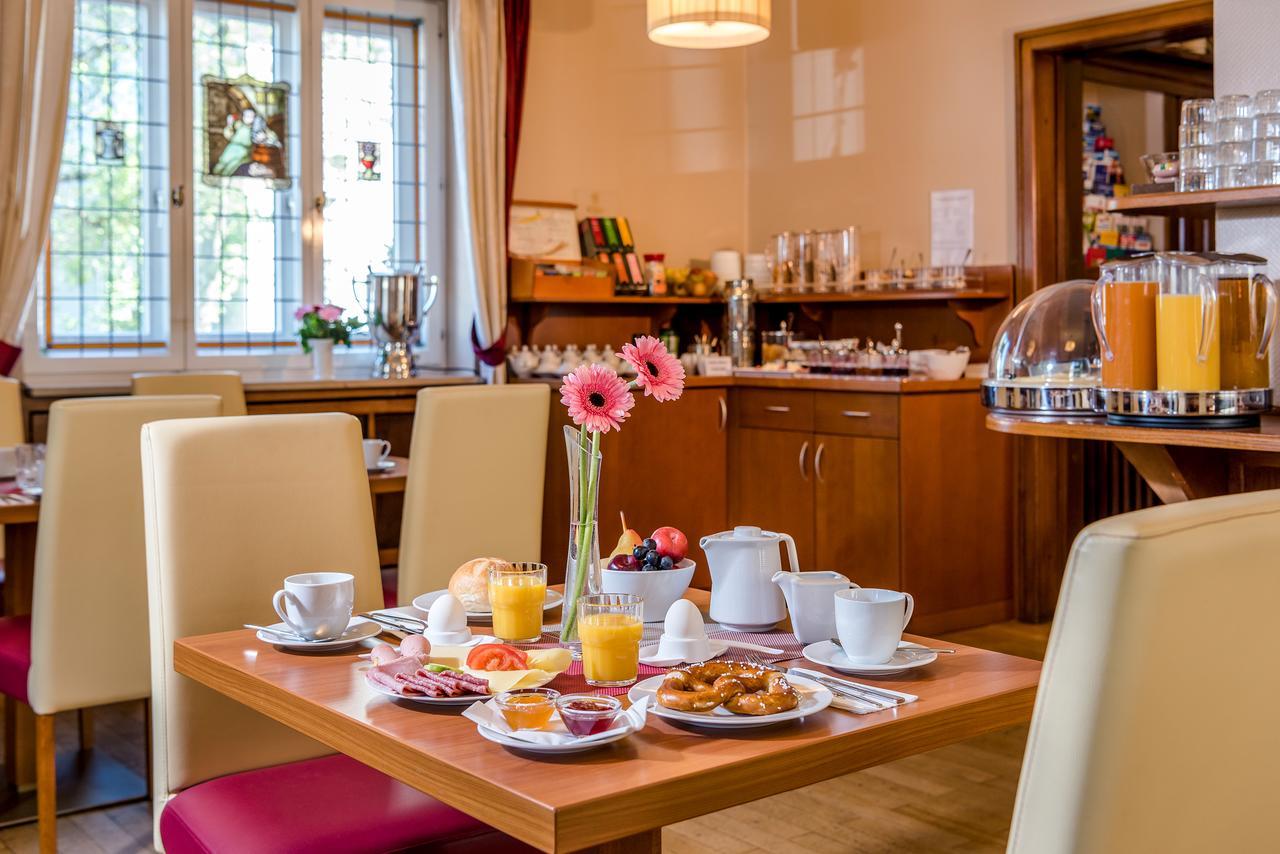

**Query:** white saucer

left=412, top=588, right=563, bottom=618
left=256, top=618, right=380, bottom=651
left=638, top=638, right=729, bottom=666
left=801, top=640, right=937, bottom=675
left=475, top=724, right=633, bottom=753
left=628, top=674, right=832, bottom=729
left=367, top=460, right=396, bottom=472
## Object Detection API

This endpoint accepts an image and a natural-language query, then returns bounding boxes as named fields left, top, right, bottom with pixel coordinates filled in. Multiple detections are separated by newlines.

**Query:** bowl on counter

left=601, top=559, right=696, bottom=622
left=910, top=348, right=971, bottom=381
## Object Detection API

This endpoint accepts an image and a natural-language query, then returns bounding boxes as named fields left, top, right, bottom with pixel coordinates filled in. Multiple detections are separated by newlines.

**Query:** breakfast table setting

left=172, top=339, right=1041, bottom=853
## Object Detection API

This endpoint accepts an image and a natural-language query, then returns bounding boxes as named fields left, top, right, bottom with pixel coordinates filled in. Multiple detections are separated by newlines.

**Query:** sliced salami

left=395, top=671, right=448, bottom=697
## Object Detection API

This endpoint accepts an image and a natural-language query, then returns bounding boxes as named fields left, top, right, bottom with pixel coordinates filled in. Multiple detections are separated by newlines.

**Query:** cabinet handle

left=798, top=440, right=809, bottom=481
left=841, top=409, right=872, bottom=418
left=765, top=405, right=791, bottom=413
left=815, top=442, right=826, bottom=482
left=718, top=395, right=727, bottom=431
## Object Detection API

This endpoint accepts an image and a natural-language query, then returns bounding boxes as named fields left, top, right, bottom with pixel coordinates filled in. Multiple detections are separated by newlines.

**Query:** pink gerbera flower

left=560, top=363, right=635, bottom=434
left=620, top=336, right=686, bottom=402
left=317, top=304, right=343, bottom=322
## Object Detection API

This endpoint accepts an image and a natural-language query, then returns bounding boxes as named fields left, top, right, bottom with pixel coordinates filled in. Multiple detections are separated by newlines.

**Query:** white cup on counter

left=834, top=588, right=915, bottom=664
left=272, top=572, right=355, bottom=640
left=362, top=439, right=391, bottom=469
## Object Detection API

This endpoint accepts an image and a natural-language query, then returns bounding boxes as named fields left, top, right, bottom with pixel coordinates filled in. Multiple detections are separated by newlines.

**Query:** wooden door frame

left=1011, top=0, right=1214, bottom=621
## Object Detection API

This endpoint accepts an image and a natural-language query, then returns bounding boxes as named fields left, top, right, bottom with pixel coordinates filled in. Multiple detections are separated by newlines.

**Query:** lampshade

left=647, top=0, right=771, bottom=49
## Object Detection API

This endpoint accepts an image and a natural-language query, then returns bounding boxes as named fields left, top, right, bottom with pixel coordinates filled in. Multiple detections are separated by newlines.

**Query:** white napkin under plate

left=787, top=666, right=918, bottom=714
left=464, top=697, right=650, bottom=746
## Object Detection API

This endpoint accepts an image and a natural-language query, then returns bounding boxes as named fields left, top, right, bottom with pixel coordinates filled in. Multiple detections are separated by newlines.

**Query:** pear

left=610, top=511, right=644, bottom=558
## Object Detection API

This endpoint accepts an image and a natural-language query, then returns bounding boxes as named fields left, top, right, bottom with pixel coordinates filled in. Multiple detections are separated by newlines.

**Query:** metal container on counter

left=365, top=266, right=439, bottom=379
left=725, top=278, right=755, bottom=367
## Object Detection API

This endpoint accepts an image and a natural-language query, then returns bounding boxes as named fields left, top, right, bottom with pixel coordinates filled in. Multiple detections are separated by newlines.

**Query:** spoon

left=246, top=624, right=316, bottom=643
left=829, top=638, right=955, bottom=655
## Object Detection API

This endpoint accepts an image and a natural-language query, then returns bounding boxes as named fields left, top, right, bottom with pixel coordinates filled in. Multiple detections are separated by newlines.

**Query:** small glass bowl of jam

left=555, top=693, right=621, bottom=737
left=495, top=688, right=560, bottom=731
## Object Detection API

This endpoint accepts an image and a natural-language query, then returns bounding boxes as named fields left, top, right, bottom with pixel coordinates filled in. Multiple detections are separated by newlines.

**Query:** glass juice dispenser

left=1094, top=252, right=1272, bottom=427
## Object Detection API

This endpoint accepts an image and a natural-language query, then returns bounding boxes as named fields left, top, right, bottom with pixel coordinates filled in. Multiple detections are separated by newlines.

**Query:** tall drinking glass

left=1156, top=254, right=1219, bottom=392
left=1093, top=257, right=1159, bottom=390
left=14, top=444, right=45, bottom=494
left=488, top=562, right=547, bottom=643
left=578, top=593, right=643, bottom=687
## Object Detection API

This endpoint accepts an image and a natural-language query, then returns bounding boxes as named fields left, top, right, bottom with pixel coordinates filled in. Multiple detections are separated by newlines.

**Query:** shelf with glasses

left=1107, top=185, right=1280, bottom=217
left=508, top=289, right=1009, bottom=306
left=509, top=295, right=719, bottom=305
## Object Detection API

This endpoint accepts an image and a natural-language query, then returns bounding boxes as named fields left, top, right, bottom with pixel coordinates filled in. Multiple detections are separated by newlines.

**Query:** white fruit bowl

left=600, top=558, right=696, bottom=622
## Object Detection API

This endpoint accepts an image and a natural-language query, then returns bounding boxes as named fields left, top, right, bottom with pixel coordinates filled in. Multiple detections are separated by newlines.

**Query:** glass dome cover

left=982, top=280, right=1102, bottom=414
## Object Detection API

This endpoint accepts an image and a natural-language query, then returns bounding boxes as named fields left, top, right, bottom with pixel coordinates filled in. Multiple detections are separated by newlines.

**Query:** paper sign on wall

left=930, top=189, right=974, bottom=266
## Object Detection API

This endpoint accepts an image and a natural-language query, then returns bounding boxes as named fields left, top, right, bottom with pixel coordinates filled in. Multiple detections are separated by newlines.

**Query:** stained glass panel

left=39, top=0, right=169, bottom=353
left=192, top=0, right=302, bottom=350
left=321, top=10, right=426, bottom=319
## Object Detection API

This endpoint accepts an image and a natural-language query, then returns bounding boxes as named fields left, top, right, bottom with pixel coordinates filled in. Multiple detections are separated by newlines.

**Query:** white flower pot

left=311, top=338, right=335, bottom=380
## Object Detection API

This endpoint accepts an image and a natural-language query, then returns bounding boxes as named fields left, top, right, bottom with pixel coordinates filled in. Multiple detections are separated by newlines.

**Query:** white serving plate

left=628, top=673, right=831, bottom=729
left=475, top=723, right=633, bottom=754
left=412, top=588, right=563, bottom=618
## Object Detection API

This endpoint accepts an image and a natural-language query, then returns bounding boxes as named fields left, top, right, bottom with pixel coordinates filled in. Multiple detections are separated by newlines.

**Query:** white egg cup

left=651, top=634, right=713, bottom=662
left=425, top=626, right=472, bottom=645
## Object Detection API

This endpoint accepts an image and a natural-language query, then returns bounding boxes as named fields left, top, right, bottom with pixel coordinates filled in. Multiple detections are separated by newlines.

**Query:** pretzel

left=656, top=661, right=800, bottom=716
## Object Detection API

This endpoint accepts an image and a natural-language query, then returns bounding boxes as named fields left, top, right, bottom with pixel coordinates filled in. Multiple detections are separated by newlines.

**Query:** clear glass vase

left=559, top=425, right=602, bottom=645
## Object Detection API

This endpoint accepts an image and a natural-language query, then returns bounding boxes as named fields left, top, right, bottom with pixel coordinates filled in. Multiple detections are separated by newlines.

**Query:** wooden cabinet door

left=541, top=388, right=729, bottom=587
left=814, top=434, right=900, bottom=589
left=728, top=427, right=814, bottom=570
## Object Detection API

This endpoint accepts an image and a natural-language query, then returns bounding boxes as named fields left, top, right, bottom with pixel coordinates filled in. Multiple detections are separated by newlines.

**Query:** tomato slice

left=466, top=643, right=529, bottom=672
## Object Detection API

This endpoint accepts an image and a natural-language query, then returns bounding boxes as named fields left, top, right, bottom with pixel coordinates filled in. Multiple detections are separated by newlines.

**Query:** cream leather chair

left=396, top=385, right=550, bottom=604
left=140, top=412, right=524, bottom=852
left=0, top=377, right=24, bottom=446
left=132, top=371, right=247, bottom=416
left=1008, top=490, right=1280, bottom=853
left=0, top=395, right=221, bottom=853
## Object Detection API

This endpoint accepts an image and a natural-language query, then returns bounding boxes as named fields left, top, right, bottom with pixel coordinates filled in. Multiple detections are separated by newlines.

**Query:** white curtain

left=448, top=0, right=507, bottom=382
left=0, top=0, right=74, bottom=373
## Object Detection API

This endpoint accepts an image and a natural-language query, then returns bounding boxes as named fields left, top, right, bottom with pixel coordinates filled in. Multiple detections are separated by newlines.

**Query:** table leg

left=1115, top=443, right=1228, bottom=503
left=2, top=522, right=36, bottom=790
left=572, top=829, right=661, bottom=854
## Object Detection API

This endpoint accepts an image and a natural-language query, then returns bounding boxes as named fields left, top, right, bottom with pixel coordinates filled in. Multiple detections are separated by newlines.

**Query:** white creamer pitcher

left=772, top=570, right=857, bottom=644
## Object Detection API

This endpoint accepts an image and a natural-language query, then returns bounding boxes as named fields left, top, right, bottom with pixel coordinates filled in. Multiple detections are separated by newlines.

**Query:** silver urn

left=365, top=266, right=439, bottom=379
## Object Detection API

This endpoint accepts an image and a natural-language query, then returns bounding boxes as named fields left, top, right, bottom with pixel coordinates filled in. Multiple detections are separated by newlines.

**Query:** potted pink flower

left=295, top=304, right=365, bottom=379
left=558, top=336, right=686, bottom=644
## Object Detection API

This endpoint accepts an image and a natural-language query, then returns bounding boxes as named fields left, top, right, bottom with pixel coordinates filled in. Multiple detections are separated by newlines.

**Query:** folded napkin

left=464, top=697, right=650, bottom=746
left=787, top=666, right=918, bottom=714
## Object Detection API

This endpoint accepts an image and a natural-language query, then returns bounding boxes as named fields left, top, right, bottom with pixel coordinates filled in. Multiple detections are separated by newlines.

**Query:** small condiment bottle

left=645, top=254, right=667, bottom=296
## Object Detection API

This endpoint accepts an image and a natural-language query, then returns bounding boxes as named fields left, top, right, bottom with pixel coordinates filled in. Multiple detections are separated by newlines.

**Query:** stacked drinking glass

left=1178, top=91, right=1280, bottom=191
left=1179, top=98, right=1216, bottom=191
left=1252, top=90, right=1280, bottom=186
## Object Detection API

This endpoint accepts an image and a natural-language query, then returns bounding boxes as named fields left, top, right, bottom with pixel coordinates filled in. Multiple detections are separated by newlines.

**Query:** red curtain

left=474, top=0, right=531, bottom=367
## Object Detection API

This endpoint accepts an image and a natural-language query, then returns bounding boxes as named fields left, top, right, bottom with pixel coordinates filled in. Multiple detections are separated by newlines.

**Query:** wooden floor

left=0, top=621, right=1050, bottom=853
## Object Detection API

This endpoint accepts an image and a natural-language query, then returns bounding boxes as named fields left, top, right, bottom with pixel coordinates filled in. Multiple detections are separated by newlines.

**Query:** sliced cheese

left=526, top=647, right=572, bottom=673
left=462, top=667, right=552, bottom=693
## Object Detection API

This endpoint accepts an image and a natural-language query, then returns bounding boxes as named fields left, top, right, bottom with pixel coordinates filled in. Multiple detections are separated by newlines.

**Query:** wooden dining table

left=0, top=457, right=409, bottom=807
left=175, top=589, right=1040, bottom=853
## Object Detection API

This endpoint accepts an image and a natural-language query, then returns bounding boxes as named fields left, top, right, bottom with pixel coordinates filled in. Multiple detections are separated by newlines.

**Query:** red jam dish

left=555, top=694, right=621, bottom=737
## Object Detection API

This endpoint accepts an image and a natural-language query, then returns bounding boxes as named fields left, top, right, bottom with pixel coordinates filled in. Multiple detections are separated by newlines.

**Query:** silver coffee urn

left=365, top=266, right=439, bottom=379
left=725, top=278, right=755, bottom=367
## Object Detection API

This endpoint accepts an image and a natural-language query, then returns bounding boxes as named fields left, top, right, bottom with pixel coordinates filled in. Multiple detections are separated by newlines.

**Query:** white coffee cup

left=272, top=572, right=355, bottom=640
left=834, top=588, right=915, bottom=665
left=362, top=439, right=391, bottom=469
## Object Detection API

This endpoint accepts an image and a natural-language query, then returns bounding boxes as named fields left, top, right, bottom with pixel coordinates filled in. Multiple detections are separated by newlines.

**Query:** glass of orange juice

left=578, top=594, right=643, bottom=687
left=488, top=562, right=547, bottom=643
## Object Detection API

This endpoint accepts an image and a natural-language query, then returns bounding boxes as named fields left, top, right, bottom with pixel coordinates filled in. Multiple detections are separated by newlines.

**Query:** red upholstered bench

left=160, top=753, right=535, bottom=853
left=0, top=615, right=31, bottom=704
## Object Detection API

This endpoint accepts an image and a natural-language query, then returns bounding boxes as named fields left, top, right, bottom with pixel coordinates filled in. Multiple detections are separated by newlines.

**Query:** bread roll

left=448, top=557, right=511, bottom=611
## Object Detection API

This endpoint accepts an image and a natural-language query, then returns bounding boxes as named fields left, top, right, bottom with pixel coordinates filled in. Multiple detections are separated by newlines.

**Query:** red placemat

left=522, top=626, right=807, bottom=697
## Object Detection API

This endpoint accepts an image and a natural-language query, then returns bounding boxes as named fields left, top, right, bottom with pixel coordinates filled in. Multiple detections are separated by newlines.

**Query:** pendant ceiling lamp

left=646, top=0, right=771, bottom=49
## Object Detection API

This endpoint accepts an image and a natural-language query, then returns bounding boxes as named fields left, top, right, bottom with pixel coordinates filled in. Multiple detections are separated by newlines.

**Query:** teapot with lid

left=700, top=526, right=796, bottom=631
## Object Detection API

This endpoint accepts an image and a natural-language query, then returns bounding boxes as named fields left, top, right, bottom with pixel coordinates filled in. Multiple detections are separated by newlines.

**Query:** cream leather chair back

left=397, top=385, right=550, bottom=603
left=132, top=371, right=247, bottom=416
left=27, top=395, right=222, bottom=715
left=0, top=377, right=24, bottom=445
left=1008, top=490, right=1280, bottom=854
left=142, top=413, right=383, bottom=805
